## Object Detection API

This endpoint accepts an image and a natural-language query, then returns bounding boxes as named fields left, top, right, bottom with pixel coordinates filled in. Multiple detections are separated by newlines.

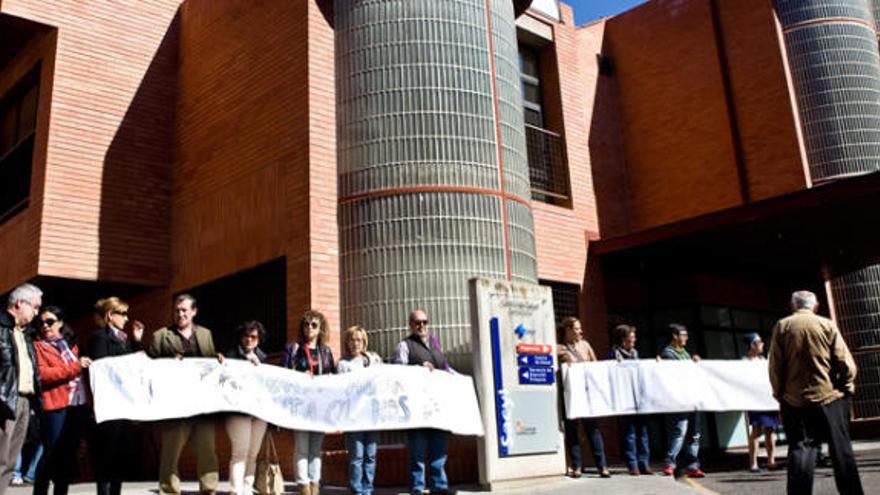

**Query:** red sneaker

left=661, top=466, right=674, bottom=476
left=685, top=468, right=706, bottom=478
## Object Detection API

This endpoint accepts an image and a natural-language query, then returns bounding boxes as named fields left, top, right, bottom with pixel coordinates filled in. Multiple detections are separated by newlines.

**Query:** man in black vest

left=394, top=309, right=454, bottom=495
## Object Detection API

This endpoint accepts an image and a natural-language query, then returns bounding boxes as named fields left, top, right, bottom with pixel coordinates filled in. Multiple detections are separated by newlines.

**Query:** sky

left=564, top=0, right=650, bottom=25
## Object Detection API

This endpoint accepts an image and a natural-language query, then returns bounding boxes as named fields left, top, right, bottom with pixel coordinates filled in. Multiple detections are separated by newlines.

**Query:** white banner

left=90, top=354, right=485, bottom=436
left=563, top=360, right=778, bottom=419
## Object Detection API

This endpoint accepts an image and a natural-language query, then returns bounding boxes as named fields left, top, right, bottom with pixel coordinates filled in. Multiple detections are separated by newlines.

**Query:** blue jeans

left=563, top=418, right=607, bottom=470
left=13, top=442, right=43, bottom=481
left=620, top=415, right=650, bottom=470
left=665, top=413, right=700, bottom=470
left=406, top=428, right=448, bottom=492
left=346, top=431, right=378, bottom=495
left=33, top=408, right=68, bottom=495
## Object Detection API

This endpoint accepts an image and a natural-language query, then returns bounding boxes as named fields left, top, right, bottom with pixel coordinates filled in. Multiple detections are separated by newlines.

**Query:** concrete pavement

left=11, top=440, right=880, bottom=494
left=8, top=473, right=706, bottom=495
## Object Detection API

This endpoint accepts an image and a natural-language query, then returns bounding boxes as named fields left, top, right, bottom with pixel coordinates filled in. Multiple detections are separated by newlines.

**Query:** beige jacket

left=768, top=309, right=857, bottom=407
left=558, top=339, right=597, bottom=364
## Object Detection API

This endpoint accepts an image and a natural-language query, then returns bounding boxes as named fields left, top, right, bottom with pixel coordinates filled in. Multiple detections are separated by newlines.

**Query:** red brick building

left=1, top=0, right=878, bottom=484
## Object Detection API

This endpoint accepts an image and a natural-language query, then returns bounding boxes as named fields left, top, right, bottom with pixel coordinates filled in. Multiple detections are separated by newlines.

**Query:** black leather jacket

left=0, top=311, right=41, bottom=420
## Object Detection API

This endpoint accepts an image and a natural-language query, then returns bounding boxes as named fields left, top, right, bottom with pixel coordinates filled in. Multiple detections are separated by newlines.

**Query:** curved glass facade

left=336, top=0, right=537, bottom=371
left=776, top=0, right=880, bottom=419
left=776, top=0, right=880, bottom=181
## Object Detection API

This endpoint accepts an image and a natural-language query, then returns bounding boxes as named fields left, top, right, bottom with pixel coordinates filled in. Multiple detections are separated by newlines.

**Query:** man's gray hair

left=7, top=283, right=42, bottom=309
left=791, top=290, right=818, bottom=310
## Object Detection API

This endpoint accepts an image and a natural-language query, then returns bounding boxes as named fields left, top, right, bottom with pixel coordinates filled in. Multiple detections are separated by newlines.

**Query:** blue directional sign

left=517, top=354, right=554, bottom=367
left=518, top=366, right=555, bottom=385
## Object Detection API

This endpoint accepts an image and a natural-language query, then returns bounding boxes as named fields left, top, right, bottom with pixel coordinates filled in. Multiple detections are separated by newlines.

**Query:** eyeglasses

left=410, top=319, right=429, bottom=326
left=40, top=318, right=57, bottom=327
left=304, top=321, right=320, bottom=329
left=243, top=334, right=259, bottom=340
left=112, top=310, right=129, bottom=317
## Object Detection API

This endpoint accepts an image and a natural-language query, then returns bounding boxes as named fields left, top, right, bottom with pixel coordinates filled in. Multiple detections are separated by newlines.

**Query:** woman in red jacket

left=33, top=306, right=91, bottom=495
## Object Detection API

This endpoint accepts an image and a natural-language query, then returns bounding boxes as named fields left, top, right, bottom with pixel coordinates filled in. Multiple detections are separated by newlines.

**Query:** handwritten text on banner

left=90, top=354, right=485, bottom=436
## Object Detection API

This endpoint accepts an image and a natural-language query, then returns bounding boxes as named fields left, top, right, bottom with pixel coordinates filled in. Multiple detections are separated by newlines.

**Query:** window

left=0, top=65, right=39, bottom=224
left=518, top=43, right=570, bottom=205
left=542, top=280, right=580, bottom=327
left=519, top=46, right=544, bottom=127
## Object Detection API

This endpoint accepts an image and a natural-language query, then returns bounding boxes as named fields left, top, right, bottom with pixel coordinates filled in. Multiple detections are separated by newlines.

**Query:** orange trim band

left=338, top=185, right=531, bottom=209
left=782, top=16, right=875, bottom=34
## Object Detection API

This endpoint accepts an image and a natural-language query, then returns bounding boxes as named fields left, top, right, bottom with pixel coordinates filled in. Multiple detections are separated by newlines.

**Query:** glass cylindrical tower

left=336, top=0, right=537, bottom=371
left=776, top=0, right=880, bottom=418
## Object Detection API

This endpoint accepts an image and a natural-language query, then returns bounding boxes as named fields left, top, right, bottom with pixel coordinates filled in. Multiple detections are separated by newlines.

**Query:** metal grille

left=541, top=280, right=580, bottom=326
left=525, top=123, right=570, bottom=204
left=830, top=265, right=880, bottom=350
left=336, top=0, right=537, bottom=373
left=775, top=0, right=880, bottom=182
left=830, top=264, right=880, bottom=419
left=852, top=351, right=880, bottom=419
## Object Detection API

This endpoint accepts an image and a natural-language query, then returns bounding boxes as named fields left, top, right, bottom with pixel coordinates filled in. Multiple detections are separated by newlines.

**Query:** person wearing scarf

left=33, top=306, right=91, bottom=495
left=609, top=324, right=652, bottom=476
left=282, top=310, right=336, bottom=495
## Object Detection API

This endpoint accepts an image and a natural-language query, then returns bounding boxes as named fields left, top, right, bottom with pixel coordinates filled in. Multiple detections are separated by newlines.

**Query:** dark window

left=542, top=280, right=580, bottom=327
left=0, top=65, right=39, bottom=224
left=178, top=258, right=287, bottom=355
left=518, top=44, right=570, bottom=205
left=519, top=45, right=544, bottom=127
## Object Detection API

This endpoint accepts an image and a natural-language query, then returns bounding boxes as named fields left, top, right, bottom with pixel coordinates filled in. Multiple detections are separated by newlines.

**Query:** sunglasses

left=303, top=321, right=320, bottom=329
left=40, top=318, right=58, bottom=327
left=113, top=310, right=129, bottom=317
left=410, top=319, right=429, bottom=326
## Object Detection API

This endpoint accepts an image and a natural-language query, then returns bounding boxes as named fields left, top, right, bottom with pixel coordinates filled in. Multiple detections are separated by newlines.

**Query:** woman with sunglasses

left=224, top=320, right=269, bottom=495
left=282, top=310, right=336, bottom=495
left=87, top=297, right=144, bottom=495
left=32, top=306, right=91, bottom=495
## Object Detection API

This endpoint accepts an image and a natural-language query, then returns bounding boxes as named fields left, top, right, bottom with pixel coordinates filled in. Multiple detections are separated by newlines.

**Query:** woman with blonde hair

left=282, top=310, right=336, bottom=495
left=88, top=297, right=144, bottom=495
left=337, top=326, right=382, bottom=495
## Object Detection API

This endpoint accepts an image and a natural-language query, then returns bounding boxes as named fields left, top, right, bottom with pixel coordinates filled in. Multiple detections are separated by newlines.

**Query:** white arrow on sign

left=520, top=368, right=530, bottom=380
left=518, top=355, right=529, bottom=366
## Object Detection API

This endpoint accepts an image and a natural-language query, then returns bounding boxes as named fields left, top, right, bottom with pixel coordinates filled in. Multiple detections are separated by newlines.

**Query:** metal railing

left=525, top=123, right=570, bottom=205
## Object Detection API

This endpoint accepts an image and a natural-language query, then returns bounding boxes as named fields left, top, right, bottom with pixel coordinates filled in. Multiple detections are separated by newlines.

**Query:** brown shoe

left=310, top=481, right=320, bottom=495
left=640, top=467, right=654, bottom=475
left=298, top=483, right=311, bottom=495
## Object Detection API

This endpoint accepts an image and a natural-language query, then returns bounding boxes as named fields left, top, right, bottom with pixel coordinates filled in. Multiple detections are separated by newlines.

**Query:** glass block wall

left=775, top=0, right=880, bottom=181
left=776, top=0, right=880, bottom=418
left=335, top=0, right=537, bottom=372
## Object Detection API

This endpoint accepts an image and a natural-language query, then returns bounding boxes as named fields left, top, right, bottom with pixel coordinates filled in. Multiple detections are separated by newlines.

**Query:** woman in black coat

left=87, top=297, right=143, bottom=495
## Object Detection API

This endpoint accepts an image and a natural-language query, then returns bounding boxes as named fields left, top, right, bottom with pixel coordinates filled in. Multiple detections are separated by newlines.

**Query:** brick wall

left=2, top=0, right=181, bottom=286
left=529, top=4, right=601, bottom=287
left=599, top=0, right=807, bottom=232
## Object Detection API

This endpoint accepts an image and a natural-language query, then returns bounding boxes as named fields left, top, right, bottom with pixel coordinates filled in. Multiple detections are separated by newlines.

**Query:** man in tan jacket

left=768, top=290, right=862, bottom=495
left=147, top=294, right=221, bottom=495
